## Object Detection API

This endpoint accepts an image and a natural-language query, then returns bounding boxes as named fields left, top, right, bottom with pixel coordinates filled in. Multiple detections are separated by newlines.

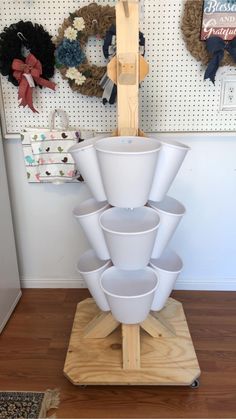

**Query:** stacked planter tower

left=64, top=0, right=200, bottom=387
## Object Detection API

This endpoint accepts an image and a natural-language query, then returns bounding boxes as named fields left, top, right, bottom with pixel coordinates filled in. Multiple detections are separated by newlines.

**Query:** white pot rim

left=95, top=137, right=161, bottom=156
left=73, top=201, right=109, bottom=219
left=99, top=207, right=160, bottom=235
left=160, top=139, right=190, bottom=151
left=77, top=258, right=111, bottom=275
left=99, top=219, right=160, bottom=236
left=100, top=270, right=159, bottom=299
left=150, top=260, right=183, bottom=274
left=148, top=197, right=186, bottom=217
left=149, top=203, right=186, bottom=217
left=69, top=142, right=94, bottom=153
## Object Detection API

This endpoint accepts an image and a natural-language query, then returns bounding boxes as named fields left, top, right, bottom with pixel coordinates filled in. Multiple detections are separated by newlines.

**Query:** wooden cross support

left=83, top=310, right=176, bottom=370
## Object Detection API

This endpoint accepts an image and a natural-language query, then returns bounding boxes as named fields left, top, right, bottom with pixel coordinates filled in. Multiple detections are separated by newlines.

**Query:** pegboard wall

left=1, top=0, right=236, bottom=134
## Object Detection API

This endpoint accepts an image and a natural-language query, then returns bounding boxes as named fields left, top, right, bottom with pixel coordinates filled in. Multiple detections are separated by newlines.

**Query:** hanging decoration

left=54, top=3, right=115, bottom=98
left=181, top=0, right=236, bottom=83
left=0, top=21, right=56, bottom=112
left=100, top=24, right=145, bottom=105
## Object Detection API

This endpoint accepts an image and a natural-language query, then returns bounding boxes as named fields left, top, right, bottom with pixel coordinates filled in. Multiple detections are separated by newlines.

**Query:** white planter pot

left=69, top=138, right=107, bottom=202
left=100, top=267, right=158, bottom=324
left=77, top=249, right=112, bottom=311
left=149, top=139, right=190, bottom=202
left=73, top=198, right=110, bottom=260
left=148, top=196, right=186, bottom=259
left=100, top=207, right=160, bottom=270
left=150, top=249, right=183, bottom=311
left=95, top=136, right=161, bottom=208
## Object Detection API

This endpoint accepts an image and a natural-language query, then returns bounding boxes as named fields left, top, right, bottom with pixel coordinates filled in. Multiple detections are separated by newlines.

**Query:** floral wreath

left=0, top=21, right=56, bottom=112
left=181, top=0, right=236, bottom=68
left=54, top=3, right=115, bottom=98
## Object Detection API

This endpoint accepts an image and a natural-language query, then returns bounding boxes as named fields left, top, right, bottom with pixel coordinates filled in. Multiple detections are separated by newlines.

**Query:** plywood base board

left=64, top=298, right=200, bottom=386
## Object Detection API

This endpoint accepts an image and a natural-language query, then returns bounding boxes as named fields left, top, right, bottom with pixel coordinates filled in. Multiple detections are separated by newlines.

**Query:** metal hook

left=17, top=32, right=28, bottom=43
left=17, top=32, right=30, bottom=57
left=92, top=19, right=98, bottom=33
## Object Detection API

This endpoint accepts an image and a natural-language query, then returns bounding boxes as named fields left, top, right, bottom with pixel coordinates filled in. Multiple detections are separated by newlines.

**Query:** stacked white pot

left=70, top=135, right=189, bottom=323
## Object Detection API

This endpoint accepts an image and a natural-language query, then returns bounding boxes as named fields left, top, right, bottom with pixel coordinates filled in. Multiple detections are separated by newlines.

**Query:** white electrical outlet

left=220, top=75, right=236, bottom=111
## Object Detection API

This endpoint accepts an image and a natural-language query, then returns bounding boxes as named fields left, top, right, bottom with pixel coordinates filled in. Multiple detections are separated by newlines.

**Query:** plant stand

left=64, top=0, right=200, bottom=387
left=64, top=298, right=200, bottom=386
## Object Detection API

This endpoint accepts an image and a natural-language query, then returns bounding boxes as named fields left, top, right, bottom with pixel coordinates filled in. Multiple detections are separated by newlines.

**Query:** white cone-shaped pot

left=73, top=198, right=110, bottom=260
left=77, top=249, right=112, bottom=311
left=95, top=136, right=161, bottom=208
left=149, top=139, right=190, bottom=202
left=100, top=266, right=158, bottom=324
left=149, top=196, right=186, bottom=259
left=150, top=249, right=183, bottom=311
left=69, top=138, right=107, bottom=202
left=100, top=207, right=160, bottom=270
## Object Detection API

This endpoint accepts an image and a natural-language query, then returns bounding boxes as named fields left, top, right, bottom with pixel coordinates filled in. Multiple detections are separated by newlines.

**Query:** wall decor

left=54, top=3, right=115, bottom=98
left=201, top=0, right=236, bottom=41
left=2, top=0, right=236, bottom=133
left=0, top=21, right=56, bottom=112
left=182, top=0, right=236, bottom=67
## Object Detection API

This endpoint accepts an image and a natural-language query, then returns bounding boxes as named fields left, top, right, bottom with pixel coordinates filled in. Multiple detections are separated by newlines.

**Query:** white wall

left=3, top=133, right=236, bottom=290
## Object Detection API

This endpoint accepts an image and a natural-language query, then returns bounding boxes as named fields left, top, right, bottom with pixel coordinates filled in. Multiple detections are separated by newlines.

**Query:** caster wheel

left=190, top=379, right=200, bottom=389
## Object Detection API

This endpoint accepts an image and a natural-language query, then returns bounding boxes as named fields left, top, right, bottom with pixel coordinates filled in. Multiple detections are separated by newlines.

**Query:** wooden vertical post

left=116, top=1, right=139, bottom=136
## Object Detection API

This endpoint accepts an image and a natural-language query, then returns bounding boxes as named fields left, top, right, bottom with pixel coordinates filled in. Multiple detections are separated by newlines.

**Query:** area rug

left=0, top=389, right=60, bottom=418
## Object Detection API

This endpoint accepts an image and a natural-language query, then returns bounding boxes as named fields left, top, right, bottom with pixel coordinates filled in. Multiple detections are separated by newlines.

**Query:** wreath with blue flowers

left=55, top=3, right=115, bottom=98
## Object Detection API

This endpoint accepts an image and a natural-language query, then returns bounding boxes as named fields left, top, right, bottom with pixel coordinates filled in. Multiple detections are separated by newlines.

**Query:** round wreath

left=0, top=21, right=55, bottom=86
left=55, top=3, right=115, bottom=98
left=181, top=0, right=236, bottom=67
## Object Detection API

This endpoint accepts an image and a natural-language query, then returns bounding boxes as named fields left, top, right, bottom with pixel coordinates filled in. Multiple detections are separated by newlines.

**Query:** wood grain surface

left=0, top=289, right=236, bottom=418
left=64, top=298, right=200, bottom=385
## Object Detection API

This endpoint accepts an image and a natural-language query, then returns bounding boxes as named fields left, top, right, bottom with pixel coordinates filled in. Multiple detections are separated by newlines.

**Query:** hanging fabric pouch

left=21, top=109, right=96, bottom=183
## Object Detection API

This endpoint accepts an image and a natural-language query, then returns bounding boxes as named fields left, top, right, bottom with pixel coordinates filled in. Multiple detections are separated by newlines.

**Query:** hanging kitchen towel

left=22, top=109, right=95, bottom=183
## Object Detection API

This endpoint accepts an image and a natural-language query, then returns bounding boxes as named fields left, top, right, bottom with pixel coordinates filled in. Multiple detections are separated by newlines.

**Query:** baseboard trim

left=175, top=279, right=236, bottom=291
left=0, top=291, right=22, bottom=333
left=21, top=278, right=86, bottom=289
left=20, top=277, right=236, bottom=291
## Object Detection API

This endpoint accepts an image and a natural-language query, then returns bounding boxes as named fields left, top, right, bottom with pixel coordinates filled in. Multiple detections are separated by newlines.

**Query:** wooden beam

left=141, top=313, right=176, bottom=338
left=116, top=1, right=139, bottom=136
left=122, top=324, right=140, bottom=369
left=84, top=311, right=120, bottom=339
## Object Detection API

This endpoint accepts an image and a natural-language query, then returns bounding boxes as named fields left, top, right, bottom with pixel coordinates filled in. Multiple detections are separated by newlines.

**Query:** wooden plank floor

left=0, top=289, right=236, bottom=418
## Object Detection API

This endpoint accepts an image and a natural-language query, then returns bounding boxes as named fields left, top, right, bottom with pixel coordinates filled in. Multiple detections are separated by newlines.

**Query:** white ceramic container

left=95, top=136, right=161, bottom=208
left=150, top=249, right=183, bottom=311
left=148, top=196, right=186, bottom=259
left=149, top=139, right=190, bottom=202
left=100, top=266, right=158, bottom=324
left=73, top=198, right=110, bottom=260
left=77, top=249, right=112, bottom=311
left=69, top=138, right=107, bottom=202
left=100, top=207, right=160, bottom=270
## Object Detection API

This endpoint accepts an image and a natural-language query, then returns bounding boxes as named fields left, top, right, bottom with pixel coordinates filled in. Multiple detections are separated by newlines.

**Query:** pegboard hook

left=17, top=32, right=28, bottom=44
left=92, top=19, right=98, bottom=33
left=121, top=0, right=130, bottom=17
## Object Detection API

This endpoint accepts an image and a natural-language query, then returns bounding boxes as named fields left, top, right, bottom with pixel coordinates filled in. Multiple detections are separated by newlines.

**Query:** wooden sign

left=201, top=0, right=236, bottom=40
